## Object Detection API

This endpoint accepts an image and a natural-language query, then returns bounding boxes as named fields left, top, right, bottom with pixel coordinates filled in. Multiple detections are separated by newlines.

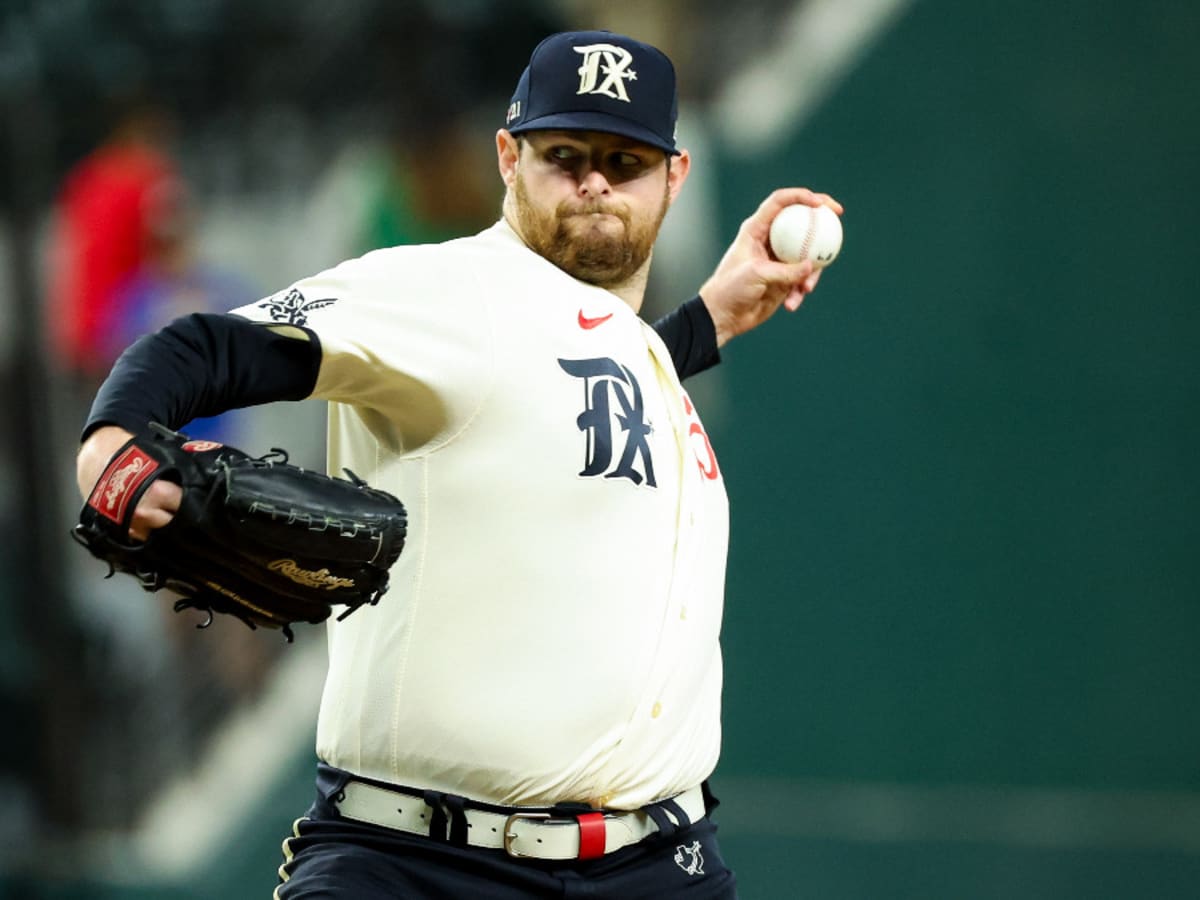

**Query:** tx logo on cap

left=573, top=43, right=637, bottom=102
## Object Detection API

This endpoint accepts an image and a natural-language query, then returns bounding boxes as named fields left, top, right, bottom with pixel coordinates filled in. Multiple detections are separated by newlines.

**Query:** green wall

left=716, top=0, right=1198, bottom=792
left=708, top=0, right=1200, bottom=895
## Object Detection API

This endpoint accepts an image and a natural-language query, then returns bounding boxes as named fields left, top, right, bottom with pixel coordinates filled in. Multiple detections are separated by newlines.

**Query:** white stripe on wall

left=712, top=0, right=916, bottom=155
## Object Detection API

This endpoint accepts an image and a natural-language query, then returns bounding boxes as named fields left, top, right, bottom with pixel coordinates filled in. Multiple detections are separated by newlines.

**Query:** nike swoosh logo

left=578, top=310, right=614, bottom=330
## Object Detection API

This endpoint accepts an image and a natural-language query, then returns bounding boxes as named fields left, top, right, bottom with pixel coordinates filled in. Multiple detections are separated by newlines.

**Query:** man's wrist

left=697, top=287, right=733, bottom=348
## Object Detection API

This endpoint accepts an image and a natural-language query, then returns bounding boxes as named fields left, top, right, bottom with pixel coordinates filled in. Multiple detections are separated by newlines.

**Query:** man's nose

left=578, top=166, right=612, bottom=197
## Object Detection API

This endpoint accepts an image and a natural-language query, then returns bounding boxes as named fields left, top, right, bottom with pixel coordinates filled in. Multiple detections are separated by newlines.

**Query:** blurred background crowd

left=1, top=1, right=1197, bottom=898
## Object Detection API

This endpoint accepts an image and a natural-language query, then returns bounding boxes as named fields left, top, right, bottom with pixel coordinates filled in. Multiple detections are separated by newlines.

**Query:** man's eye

left=614, top=153, right=643, bottom=168
left=549, top=147, right=580, bottom=162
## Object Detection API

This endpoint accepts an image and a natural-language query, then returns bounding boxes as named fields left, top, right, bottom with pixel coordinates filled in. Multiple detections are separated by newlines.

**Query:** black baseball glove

left=72, top=423, right=407, bottom=641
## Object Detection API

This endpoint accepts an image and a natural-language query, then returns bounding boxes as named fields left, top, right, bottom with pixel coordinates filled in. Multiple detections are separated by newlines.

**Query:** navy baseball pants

left=275, top=766, right=738, bottom=899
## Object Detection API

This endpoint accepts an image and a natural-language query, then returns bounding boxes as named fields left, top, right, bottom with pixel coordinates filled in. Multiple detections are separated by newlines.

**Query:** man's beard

left=513, top=174, right=669, bottom=288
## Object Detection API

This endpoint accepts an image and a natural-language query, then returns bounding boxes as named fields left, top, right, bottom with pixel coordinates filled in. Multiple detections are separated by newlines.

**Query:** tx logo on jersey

left=559, top=357, right=655, bottom=487
left=573, top=43, right=637, bottom=102
left=257, top=288, right=337, bottom=326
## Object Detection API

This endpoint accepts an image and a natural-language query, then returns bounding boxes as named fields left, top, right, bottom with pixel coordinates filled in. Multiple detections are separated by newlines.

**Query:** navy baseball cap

left=504, top=31, right=680, bottom=155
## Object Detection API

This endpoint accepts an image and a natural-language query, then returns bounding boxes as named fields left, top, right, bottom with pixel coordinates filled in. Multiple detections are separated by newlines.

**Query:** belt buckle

left=503, top=811, right=552, bottom=858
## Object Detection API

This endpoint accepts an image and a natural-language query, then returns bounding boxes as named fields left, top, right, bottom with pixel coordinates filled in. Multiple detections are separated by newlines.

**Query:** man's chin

left=553, top=239, right=634, bottom=285
left=555, top=225, right=627, bottom=263
left=533, top=215, right=653, bottom=286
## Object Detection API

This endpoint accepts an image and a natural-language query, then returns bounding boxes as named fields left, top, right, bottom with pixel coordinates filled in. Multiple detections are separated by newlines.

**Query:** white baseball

left=768, top=203, right=843, bottom=268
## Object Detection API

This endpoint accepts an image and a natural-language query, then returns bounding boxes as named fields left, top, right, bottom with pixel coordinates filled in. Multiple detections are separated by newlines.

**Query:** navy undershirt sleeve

left=84, top=296, right=719, bottom=443
left=83, top=313, right=322, bottom=441
left=650, top=295, right=721, bottom=380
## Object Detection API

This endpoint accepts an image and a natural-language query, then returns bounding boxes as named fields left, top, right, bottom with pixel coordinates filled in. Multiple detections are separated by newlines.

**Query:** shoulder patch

left=257, top=288, right=337, bottom=326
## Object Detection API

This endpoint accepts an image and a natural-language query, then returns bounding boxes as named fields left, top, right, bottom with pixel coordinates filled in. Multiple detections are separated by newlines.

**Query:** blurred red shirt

left=48, top=138, right=181, bottom=378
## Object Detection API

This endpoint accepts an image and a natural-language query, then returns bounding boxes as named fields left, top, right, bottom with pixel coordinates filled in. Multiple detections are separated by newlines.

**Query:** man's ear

left=667, top=148, right=691, bottom=205
left=497, top=129, right=520, bottom=189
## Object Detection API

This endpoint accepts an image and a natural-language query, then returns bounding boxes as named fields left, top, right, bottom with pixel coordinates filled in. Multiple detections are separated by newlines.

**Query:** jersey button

left=651, top=702, right=663, bottom=719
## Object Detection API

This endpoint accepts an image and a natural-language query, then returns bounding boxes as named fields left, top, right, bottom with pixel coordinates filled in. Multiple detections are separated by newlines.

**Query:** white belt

left=333, top=781, right=707, bottom=861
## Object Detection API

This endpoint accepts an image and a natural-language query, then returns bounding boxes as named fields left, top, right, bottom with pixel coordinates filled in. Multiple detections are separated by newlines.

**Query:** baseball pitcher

left=75, top=29, right=841, bottom=899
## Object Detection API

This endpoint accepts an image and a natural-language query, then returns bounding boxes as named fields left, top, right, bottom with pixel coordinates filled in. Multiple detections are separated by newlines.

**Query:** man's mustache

left=558, top=201, right=630, bottom=222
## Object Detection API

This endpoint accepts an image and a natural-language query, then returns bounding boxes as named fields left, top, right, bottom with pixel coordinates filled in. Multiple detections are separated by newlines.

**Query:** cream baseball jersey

left=231, top=220, right=729, bottom=810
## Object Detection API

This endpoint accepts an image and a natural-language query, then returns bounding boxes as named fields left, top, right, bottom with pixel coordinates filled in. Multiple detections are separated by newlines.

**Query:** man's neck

left=604, top=258, right=650, bottom=313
